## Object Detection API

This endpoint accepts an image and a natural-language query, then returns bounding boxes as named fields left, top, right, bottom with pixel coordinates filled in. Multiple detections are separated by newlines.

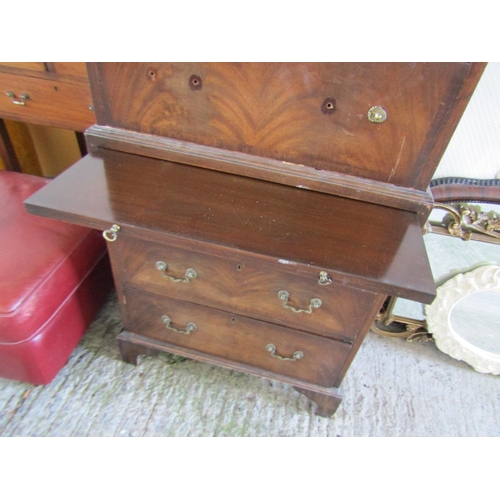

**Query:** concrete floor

left=1, top=291, right=499, bottom=437
left=1, top=233, right=499, bottom=436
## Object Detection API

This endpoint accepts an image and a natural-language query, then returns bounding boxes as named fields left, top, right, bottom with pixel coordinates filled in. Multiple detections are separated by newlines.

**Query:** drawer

left=116, top=236, right=377, bottom=342
left=123, top=287, right=351, bottom=388
left=89, top=62, right=471, bottom=188
left=0, top=72, right=94, bottom=131
left=0, top=63, right=47, bottom=72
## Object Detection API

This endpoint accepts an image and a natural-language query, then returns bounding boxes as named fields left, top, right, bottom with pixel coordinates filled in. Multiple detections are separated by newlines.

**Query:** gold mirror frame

left=373, top=177, right=500, bottom=344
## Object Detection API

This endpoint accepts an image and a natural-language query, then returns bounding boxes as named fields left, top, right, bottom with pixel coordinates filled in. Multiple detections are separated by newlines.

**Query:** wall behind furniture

left=434, top=62, right=500, bottom=180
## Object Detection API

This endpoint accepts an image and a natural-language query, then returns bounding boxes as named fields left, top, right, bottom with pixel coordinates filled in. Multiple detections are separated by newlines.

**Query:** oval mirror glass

left=450, top=291, right=500, bottom=355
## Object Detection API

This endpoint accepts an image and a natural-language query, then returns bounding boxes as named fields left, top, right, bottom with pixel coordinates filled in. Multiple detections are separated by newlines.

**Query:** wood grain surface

left=85, top=124, right=434, bottom=219
left=24, top=148, right=436, bottom=303
left=117, top=235, right=376, bottom=342
left=0, top=72, right=94, bottom=131
left=88, top=62, right=482, bottom=188
left=123, top=287, right=351, bottom=388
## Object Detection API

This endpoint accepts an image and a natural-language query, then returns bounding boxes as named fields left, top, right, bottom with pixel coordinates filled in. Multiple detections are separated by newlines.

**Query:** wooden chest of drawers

left=25, top=62, right=486, bottom=416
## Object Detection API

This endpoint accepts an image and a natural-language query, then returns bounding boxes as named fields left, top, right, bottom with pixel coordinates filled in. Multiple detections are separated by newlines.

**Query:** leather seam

left=0, top=251, right=107, bottom=345
left=0, top=229, right=93, bottom=316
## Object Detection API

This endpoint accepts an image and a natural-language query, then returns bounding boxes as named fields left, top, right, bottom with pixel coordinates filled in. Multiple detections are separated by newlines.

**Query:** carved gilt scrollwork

left=375, top=176, right=500, bottom=343
left=428, top=176, right=500, bottom=244
left=432, top=203, right=500, bottom=242
left=371, top=296, right=433, bottom=342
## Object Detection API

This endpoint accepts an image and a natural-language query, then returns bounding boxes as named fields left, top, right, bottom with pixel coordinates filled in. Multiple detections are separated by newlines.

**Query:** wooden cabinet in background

left=0, top=63, right=95, bottom=174
left=0, top=62, right=95, bottom=132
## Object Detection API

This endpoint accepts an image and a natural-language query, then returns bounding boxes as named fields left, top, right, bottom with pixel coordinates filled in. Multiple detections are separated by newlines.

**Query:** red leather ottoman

left=0, top=170, right=113, bottom=385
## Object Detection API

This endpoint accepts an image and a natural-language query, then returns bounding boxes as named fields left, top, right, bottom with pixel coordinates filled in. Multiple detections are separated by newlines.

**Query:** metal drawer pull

left=6, top=91, right=29, bottom=106
left=156, top=261, right=197, bottom=283
left=278, top=291, right=322, bottom=314
left=266, top=344, right=303, bottom=361
left=102, top=224, right=120, bottom=242
left=162, top=315, right=197, bottom=334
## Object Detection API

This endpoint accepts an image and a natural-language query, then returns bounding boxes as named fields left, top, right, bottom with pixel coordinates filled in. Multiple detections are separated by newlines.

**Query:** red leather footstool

left=0, top=170, right=113, bottom=385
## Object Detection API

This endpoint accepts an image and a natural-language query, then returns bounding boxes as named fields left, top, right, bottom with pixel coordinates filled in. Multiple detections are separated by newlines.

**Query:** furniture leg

left=118, top=331, right=156, bottom=365
left=294, top=386, right=343, bottom=418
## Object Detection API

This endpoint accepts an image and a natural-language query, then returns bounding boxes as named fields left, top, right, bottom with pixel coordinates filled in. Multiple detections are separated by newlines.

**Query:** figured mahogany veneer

left=123, top=287, right=352, bottom=387
left=87, top=62, right=483, bottom=190
left=116, top=235, right=376, bottom=343
left=24, top=63, right=486, bottom=417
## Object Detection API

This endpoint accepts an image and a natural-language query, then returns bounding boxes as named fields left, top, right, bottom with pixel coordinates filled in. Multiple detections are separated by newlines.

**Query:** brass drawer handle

left=6, top=91, right=29, bottom=106
left=156, top=261, right=197, bottom=283
left=277, top=291, right=322, bottom=314
left=367, top=105, right=387, bottom=124
left=318, top=271, right=333, bottom=285
left=102, top=224, right=120, bottom=242
left=162, top=315, right=197, bottom=335
left=266, top=344, right=303, bottom=361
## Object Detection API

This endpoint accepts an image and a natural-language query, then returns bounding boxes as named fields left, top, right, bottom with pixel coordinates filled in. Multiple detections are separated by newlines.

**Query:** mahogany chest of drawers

left=25, top=63, right=486, bottom=417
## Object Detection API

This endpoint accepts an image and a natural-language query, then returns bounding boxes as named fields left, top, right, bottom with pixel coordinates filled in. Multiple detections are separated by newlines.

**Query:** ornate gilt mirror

left=372, top=177, right=500, bottom=374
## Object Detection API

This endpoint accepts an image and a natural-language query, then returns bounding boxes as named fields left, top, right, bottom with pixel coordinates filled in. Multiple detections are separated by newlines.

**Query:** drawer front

left=117, top=236, right=376, bottom=342
left=0, top=62, right=47, bottom=72
left=0, top=72, right=94, bottom=131
left=123, top=287, right=351, bottom=388
left=50, top=63, right=89, bottom=81
left=90, top=62, right=470, bottom=187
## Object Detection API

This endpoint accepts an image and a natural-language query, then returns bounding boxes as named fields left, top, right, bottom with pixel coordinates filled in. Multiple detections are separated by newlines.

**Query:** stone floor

left=1, top=233, right=499, bottom=437
left=1, top=290, right=499, bottom=437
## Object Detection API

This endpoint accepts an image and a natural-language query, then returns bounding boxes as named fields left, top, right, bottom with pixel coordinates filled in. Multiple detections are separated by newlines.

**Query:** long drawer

left=123, top=286, right=351, bottom=388
left=116, top=236, right=377, bottom=342
left=88, top=62, right=472, bottom=189
left=0, top=72, right=94, bottom=131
